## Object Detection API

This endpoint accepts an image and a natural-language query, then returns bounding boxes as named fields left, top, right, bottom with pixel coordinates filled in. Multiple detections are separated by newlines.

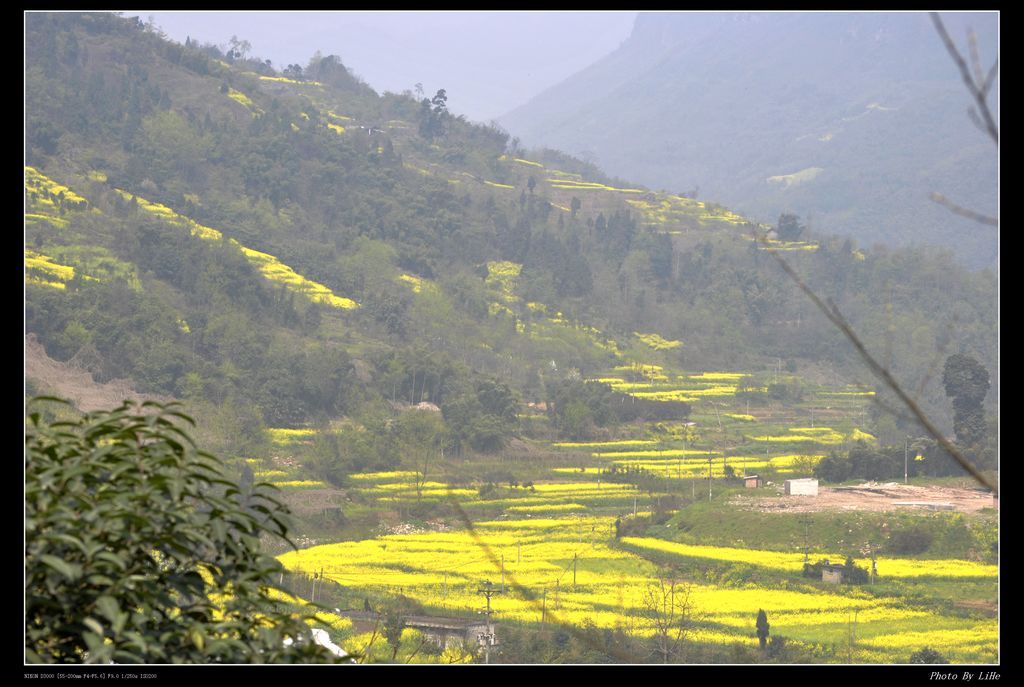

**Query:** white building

left=784, top=478, right=819, bottom=496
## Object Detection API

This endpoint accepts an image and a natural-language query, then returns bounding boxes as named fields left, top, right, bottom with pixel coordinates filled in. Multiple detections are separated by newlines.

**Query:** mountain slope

left=25, top=12, right=996, bottom=452
left=500, top=11, right=998, bottom=268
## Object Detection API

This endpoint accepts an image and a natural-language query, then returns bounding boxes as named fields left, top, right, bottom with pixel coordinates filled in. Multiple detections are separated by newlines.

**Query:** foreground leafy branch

left=25, top=398, right=341, bottom=664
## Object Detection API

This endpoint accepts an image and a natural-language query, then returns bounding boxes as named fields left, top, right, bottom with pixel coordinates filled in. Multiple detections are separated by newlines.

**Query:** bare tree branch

left=758, top=234, right=997, bottom=494
left=967, top=107, right=988, bottom=138
left=868, top=394, right=920, bottom=427
left=930, top=12, right=998, bottom=144
left=929, top=192, right=998, bottom=226
left=981, top=59, right=999, bottom=97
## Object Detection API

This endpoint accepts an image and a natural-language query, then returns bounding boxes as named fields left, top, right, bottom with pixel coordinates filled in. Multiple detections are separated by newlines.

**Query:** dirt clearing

left=733, top=481, right=996, bottom=514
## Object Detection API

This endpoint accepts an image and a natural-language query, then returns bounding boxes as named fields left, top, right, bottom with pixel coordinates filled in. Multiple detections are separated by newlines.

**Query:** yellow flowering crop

left=25, top=250, right=75, bottom=283
left=622, top=390, right=699, bottom=403
left=226, top=87, right=263, bottom=116
left=267, top=427, right=318, bottom=444
left=348, top=471, right=420, bottom=482
left=848, top=428, right=876, bottom=442
left=635, top=332, right=683, bottom=350
left=327, top=122, right=345, bottom=134
left=620, top=537, right=997, bottom=580
left=25, top=213, right=69, bottom=228
left=595, top=449, right=717, bottom=459
left=275, top=480, right=329, bottom=489
left=753, top=431, right=846, bottom=444
left=399, top=273, right=424, bottom=292
left=275, top=510, right=999, bottom=662
left=506, top=503, right=588, bottom=513
left=115, top=189, right=358, bottom=310
left=553, top=440, right=659, bottom=449
left=26, top=276, right=66, bottom=289
left=254, top=470, right=289, bottom=479
left=513, top=158, right=544, bottom=167
left=258, top=75, right=323, bottom=86
left=25, top=167, right=88, bottom=205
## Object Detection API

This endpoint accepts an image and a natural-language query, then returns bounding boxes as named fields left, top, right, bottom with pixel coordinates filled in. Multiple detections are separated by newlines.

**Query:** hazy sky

left=125, top=11, right=638, bottom=123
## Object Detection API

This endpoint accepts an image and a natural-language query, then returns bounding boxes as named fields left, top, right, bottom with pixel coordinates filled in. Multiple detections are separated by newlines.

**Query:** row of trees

left=816, top=353, right=994, bottom=484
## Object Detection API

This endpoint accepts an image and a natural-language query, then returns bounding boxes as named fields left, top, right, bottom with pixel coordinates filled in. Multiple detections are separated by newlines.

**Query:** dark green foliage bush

left=801, top=557, right=871, bottom=584
left=25, top=398, right=340, bottom=664
left=814, top=443, right=913, bottom=483
left=888, top=524, right=934, bottom=555
left=547, top=379, right=689, bottom=439
left=908, top=647, right=947, bottom=664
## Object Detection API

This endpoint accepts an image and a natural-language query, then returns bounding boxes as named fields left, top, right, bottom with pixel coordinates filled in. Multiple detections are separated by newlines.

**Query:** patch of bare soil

left=25, top=334, right=173, bottom=411
left=279, top=488, right=347, bottom=516
left=732, top=481, right=995, bottom=514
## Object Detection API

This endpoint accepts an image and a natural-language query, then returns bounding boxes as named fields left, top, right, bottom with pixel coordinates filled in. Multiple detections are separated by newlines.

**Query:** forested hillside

left=26, top=11, right=995, bottom=465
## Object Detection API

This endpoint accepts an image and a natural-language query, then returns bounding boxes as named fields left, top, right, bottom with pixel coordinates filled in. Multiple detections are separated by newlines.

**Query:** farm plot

left=279, top=515, right=997, bottom=663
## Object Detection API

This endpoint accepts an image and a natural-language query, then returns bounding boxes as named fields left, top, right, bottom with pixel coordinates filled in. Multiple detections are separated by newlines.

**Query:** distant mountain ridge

left=500, top=11, right=998, bottom=268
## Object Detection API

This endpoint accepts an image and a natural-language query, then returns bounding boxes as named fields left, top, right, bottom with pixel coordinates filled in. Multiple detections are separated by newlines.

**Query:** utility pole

left=573, top=552, right=577, bottom=588
left=476, top=581, right=500, bottom=664
left=802, top=516, right=810, bottom=565
left=847, top=609, right=859, bottom=663
left=708, top=454, right=713, bottom=502
left=904, top=436, right=909, bottom=485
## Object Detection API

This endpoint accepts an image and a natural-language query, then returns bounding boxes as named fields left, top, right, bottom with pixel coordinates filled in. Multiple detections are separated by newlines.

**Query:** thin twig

left=758, top=234, right=996, bottom=494
left=928, top=193, right=998, bottom=226
left=868, top=394, right=919, bottom=427
left=968, top=30, right=985, bottom=89
left=914, top=328, right=952, bottom=402
left=930, top=13, right=998, bottom=144
left=981, top=60, right=999, bottom=97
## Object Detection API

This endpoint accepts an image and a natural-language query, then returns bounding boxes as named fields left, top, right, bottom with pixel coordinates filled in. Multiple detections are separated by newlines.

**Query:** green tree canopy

left=942, top=353, right=990, bottom=450
left=25, top=398, right=341, bottom=664
left=776, top=213, right=804, bottom=241
left=755, top=609, right=770, bottom=650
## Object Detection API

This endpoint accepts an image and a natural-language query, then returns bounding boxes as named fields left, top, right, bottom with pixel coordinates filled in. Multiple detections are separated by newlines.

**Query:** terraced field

left=269, top=369, right=996, bottom=664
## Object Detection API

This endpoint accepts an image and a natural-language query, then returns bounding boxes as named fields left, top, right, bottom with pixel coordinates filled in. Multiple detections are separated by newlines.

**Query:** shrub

left=25, top=398, right=340, bottom=664
left=908, top=647, right=947, bottom=664
left=889, top=525, right=934, bottom=555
